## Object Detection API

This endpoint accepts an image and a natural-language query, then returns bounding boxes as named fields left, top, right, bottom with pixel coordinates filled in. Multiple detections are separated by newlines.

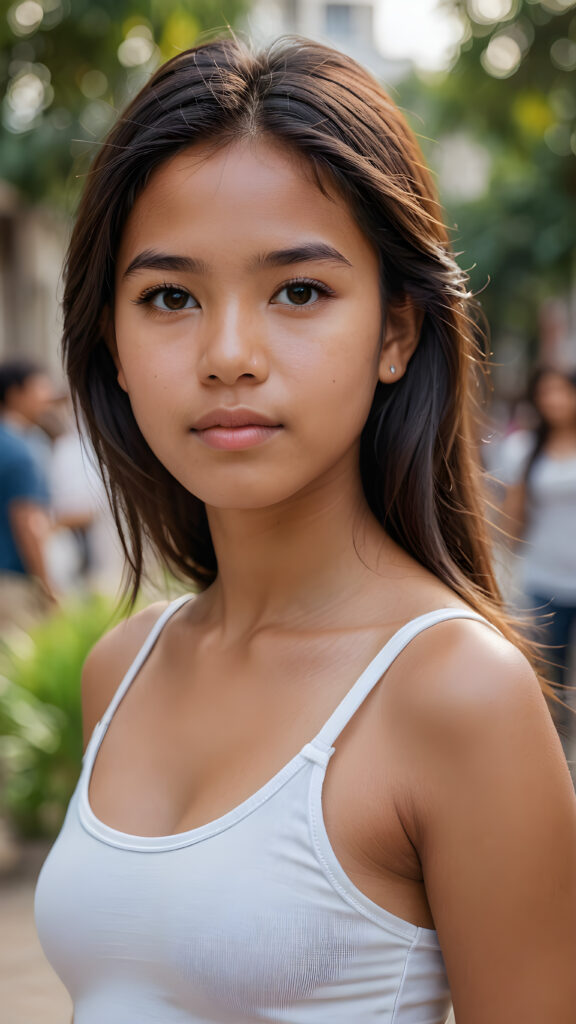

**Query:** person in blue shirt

left=0, top=358, right=56, bottom=630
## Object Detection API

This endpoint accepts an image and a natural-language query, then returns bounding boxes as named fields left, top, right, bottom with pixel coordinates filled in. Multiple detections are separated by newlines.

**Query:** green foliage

left=399, top=0, right=576, bottom=354
left=3, top=0, right=574, bottom=362
left=0, top=0, right=250, bottom=206
left=0, top=593, right=126, bottom=837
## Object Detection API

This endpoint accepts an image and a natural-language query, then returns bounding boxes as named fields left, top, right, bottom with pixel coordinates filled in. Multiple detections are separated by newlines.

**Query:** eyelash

left=133, top=277, right=335, bottom=313
left=133, top=282, right=192, bottom=308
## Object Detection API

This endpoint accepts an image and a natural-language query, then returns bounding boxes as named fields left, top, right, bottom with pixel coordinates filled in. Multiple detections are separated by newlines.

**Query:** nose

left=197, top=303, right=269, bottom=387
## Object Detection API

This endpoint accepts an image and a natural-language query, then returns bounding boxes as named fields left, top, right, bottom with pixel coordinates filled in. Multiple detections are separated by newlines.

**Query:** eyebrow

left=122, top=250, right=209, bottom=279
left=122, top=243, right=352, bottom=279
left=252, top=244, right=352, bottom=269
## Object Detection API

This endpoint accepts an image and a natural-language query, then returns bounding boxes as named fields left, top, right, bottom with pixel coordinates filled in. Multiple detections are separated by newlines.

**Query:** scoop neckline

left=78, top=728, right=311, bottom=852
left=77, top=603, right=492, bottom=853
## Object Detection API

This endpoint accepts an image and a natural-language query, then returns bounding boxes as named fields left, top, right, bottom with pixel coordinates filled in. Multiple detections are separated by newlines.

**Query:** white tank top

left=35, top=596, right=499, bottom=1023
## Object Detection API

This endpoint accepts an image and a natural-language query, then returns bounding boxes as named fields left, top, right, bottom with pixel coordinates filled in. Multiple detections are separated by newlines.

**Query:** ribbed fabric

left=35, top=597, right=500, bottom=1022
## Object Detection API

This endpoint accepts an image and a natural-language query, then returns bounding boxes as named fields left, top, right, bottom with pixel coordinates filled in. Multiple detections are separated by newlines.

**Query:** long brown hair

left=63, top=36, right=548, bottom=686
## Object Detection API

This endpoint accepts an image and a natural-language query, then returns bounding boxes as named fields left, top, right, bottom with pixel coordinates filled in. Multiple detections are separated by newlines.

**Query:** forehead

left=117, top=137, right=374, bottom=270
left=537, top=373, right=573, bottom=391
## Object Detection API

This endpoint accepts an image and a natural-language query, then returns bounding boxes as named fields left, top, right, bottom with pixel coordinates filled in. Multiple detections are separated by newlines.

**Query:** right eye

left=137, top=287, right=197, bottom=312
left=151, top=288, right=196, bottom=311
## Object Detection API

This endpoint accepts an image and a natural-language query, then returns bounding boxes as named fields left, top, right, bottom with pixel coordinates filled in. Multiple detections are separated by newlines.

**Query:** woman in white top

left=501, top=367, right=576, bottom=748
left=34, top=37, right=576, bottom=1024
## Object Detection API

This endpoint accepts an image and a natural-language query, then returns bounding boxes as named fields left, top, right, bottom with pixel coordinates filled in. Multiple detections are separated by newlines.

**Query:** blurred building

left=246, top=0, right=410, bottom=82
left=1, top=0, right=408, bottom=374
left=0, top=179, right=66, bottom=378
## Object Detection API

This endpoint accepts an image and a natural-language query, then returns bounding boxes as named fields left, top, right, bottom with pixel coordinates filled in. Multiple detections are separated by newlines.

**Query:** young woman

left=501, top=367, right=576, bottom=749
left=34, top=37, right=576, bottom=1024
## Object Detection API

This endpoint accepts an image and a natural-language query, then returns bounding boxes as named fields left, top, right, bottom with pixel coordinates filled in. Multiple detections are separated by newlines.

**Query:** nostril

left=205, top=370, right=259, bottom=384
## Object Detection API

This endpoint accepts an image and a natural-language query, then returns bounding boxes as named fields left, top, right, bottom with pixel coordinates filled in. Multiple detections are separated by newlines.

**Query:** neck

left=547, top=424, right=576, bottom=444
left=1, top=410, right=30, bottom=430
left=205, top=466, right=390, bottom=638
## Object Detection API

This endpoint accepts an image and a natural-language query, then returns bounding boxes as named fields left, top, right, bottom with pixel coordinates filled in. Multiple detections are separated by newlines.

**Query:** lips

left=191, top=408, right=283, bottom=451
left=192, top=408, right=281, bottom=430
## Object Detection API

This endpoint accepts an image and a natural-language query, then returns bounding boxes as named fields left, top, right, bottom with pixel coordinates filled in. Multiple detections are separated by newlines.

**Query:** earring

left=389, top=365, right=397, bottom=374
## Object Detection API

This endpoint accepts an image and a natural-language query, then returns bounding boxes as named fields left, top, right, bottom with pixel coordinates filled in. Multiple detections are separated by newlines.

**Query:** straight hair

left=63, top=36, right=552, bottom=691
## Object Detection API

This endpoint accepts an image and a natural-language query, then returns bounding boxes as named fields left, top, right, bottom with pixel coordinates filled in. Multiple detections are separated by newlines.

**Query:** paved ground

left=0, top=841, right=72, bottom=1024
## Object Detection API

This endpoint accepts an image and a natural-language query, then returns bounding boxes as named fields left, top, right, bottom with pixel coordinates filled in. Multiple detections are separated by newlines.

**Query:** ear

left=377, top=296, right=424, bottom=384
left=100, top=306, right=128, bottom=393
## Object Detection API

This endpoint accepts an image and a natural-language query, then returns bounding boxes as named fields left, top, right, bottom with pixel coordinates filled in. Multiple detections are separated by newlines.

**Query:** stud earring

left=389, top=365, right=397, bottom=374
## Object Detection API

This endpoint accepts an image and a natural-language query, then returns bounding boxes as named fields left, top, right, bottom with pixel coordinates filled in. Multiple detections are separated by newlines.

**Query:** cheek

left=285, top=351, right=380, bottom=471
left=118, top=362, right=173, bottom=414
left=114, top=311, right=181, bottom=397
left=308, top=320, right=382, bottom=422
left=114, top=347, right=181, bottom=445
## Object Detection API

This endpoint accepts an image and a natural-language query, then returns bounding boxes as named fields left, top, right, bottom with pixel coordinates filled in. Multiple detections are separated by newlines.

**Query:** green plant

left=0, top=593, right=126, bottom=838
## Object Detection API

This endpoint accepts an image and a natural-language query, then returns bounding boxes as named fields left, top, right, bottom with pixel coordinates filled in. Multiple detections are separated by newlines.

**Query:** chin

left=177, top=475, right=307, bottom=512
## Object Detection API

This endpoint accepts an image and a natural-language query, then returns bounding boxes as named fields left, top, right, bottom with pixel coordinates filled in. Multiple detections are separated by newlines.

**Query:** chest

left=86, top=636, right=432, bottom=928
left=36, top=767, right=450, bottom=1022
left=528, top=455, right=576, bottom=505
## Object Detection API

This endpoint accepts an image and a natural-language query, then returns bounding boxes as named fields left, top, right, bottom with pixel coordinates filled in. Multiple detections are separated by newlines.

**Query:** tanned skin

left=81, top=140, right=576, bottom=1024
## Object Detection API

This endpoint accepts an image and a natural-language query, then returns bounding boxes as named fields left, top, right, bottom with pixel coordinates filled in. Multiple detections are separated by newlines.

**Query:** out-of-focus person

left=47, top=396, right=124, bottom=594
left=0, top=357, right=58, bottom=632
left=499, top=366, right=576, bottom=750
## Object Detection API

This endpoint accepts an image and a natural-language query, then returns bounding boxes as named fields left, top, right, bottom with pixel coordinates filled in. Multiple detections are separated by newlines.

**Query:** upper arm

left=6, top=447, right=50, bottom=543
left=394, top=621, right=576, bottom=1023
left=5, top=445, right=48, bottom=505
left=9, top=499, right=50, bottom=537
left=81, top=601, right=169, bottom=751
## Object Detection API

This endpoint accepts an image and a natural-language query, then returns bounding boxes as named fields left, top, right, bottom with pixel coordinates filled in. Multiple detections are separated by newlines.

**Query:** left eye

left=274, top=283, right=322, bottom=306
left=151, top=288, right=196, bottom=311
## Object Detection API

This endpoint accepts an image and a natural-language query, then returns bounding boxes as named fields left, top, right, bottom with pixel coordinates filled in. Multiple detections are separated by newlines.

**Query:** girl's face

left=534, top=373, right=576, bottom=429
left=112, top=138, right=392, bottom=511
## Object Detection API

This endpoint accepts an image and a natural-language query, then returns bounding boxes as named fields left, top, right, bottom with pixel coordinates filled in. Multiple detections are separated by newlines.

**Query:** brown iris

left=285, top=283, right=314, bottom=305
left=162, top=289, right=190, bottom=310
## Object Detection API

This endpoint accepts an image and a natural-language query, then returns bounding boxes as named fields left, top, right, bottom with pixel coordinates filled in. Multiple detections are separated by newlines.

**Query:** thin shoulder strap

left=310, top=608, right=503, bottom=753
left=97, top=592, right=195, bottom=733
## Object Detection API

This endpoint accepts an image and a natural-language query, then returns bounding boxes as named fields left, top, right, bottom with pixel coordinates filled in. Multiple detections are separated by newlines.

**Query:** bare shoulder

left=382, top=617, right=576, bottom=1020
left=383, top=609, right=576, bottom=873
left=381, top=612, right=572, bottom=844
left=387, top=614, right=547, bottom=739
left=81, top=600, right=170, bottom=749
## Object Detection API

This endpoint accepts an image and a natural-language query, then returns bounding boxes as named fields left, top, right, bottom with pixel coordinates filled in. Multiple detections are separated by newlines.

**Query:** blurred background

left=1, top=0, right=575, bottom=384
left=0, top=1, right=575, bottom=1021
